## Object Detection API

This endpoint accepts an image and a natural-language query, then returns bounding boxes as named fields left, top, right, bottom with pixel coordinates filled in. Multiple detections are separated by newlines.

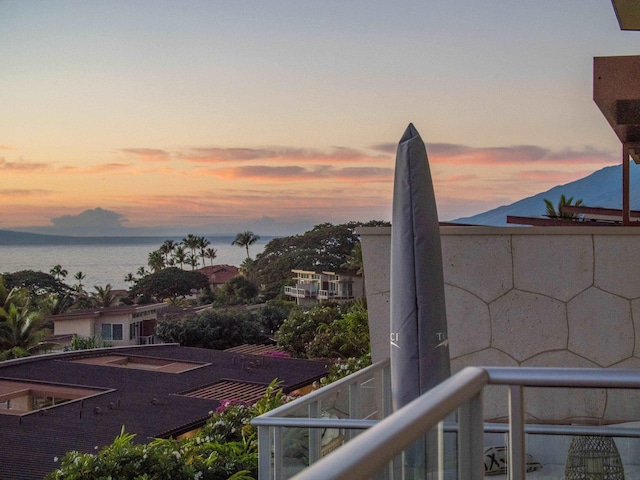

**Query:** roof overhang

left=612, top=0, right=640, bottom=30
left=594, top=55, right=640, bottom=162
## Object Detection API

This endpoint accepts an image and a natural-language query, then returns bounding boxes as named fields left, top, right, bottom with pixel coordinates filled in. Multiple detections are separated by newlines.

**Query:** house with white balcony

left=283, top=269, right=364, bottom=306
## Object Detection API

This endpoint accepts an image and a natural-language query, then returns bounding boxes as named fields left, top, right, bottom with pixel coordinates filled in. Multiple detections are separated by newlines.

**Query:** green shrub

left=156, top=309, right=265, bottom=350
left=276, top=300, right=370, bottom=359
left=64, top=335, right=110, bottom=351
left=47, top=381, right=290, bottom=480
left=275, top=303, right=343, bottom=358
left=320, top=354, right=372, bottom=386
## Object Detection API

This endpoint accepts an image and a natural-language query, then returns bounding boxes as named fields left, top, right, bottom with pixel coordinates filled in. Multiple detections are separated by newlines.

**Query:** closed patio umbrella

left=390, top=123, right=451, bottom=476
left=391, top=123, right=450, bottom=409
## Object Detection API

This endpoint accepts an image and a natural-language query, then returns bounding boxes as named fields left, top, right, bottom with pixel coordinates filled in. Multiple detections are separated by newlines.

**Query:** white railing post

left=348, top=378, right=361, bottom=441
left=458, top=391, right=484, bottom=480
left=508, top=385, right=525, bottom=480
left=308, top=400, right=322, bottom=464
left=274, top=426, right=283, bottom=479
left=382, top=362, right=393, bottom=418
left=257, top=425, right=271, bottom=480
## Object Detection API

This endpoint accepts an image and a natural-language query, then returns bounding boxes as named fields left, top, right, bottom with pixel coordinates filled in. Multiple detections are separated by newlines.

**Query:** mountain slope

left=453, top=164, right=640, bottom=226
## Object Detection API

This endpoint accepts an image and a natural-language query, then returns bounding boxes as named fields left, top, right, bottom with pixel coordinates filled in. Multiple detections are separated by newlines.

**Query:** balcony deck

left=253, top=360, right=640, bottom=479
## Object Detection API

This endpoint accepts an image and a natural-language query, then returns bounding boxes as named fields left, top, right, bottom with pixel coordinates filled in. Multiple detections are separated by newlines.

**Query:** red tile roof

left=198, top=264, right=240, bottom=285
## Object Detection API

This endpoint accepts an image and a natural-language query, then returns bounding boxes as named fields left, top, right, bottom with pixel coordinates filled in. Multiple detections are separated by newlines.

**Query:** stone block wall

left=358, top=225, right=640, bottom=422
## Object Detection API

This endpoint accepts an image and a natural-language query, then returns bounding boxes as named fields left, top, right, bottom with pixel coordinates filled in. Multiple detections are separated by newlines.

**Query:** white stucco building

left=52, top=303, right=166, bottom=346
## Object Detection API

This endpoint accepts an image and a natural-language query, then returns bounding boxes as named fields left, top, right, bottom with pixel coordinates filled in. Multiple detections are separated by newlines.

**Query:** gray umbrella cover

left=390, top=123, right=451, bottom=411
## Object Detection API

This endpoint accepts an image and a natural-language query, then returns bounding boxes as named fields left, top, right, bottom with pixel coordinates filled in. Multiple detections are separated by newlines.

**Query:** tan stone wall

left=359, top=225, right=640, bottom=422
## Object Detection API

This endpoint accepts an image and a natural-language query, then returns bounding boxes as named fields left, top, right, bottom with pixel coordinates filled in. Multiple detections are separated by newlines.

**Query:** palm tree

left=0, top=289, right=55, bottom=359
left=0, top=282, right=28, bottom=323
left=73, top=271, right=86, bottom=294
left=187, top=253, right=199, bottom=270
left=148, top=250, right=165, bottom=273
left=544, top=194, right=583, bottom=219
left=173, top=246, right=187, bottom=269
left=124, top=272, right=136, bottom=287
left=36, top=292, right=75, bottom=316
left=159, top=239, right=176, bottom=265
left=232, top=231, right=260, bottom=259
left=136, top=267, right=149, bottom=278
left=92, top=284, right=119, bottom=308
left=50, top=264, right=68, bottom=281
left=204, top=247, right=218, bottom=266
left=197, top=236, right=210, bottom=268
left=341, top=241, right=364, bottom=275
left=182, top=234, right=200, bottom=262
left=239, top=257, right=255, bottom=281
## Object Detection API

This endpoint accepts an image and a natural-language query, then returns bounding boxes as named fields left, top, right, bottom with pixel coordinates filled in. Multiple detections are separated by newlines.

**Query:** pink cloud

left=52, top=163, right=134, bottom=175
left=440, top=174, right=478, bottom=183
left=206, top=165, right=393, bottom=183
left=182, top=146, right=387, bottom=164
left=427, top=143, right=617, bottom=166
left=0, top=158, right=49, bottom=171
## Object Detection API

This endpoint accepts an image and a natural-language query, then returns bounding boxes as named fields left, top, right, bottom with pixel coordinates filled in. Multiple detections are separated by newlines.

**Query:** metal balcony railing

left=283, top=286, right=307, bottom=298
left=137, top=335, right=155, bottom=345
left=252, top=359, right=391, bottom=479
left=252, top=360, right=640, bottom=480
left=318, top=290, right=354, bottom=300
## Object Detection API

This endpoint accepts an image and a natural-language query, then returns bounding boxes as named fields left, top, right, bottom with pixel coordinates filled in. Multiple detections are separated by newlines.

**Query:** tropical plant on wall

left=544, top=194, right=583, bottom=219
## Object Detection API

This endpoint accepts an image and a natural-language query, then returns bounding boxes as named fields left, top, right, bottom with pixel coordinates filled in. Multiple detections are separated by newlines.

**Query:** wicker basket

left=565, top=435, right=625, bottom=480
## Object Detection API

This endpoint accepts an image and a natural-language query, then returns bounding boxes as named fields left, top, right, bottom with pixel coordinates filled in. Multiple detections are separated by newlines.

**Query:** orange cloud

left=86, top=163, right=132, bottom=173
left=120, top=148, right=171, bottom=162
left=0, top=145, right=17, bottom=151
left=0, top=189, right=52, bottom=198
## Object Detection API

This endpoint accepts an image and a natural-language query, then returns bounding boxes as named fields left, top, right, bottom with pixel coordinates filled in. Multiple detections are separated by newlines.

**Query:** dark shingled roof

left=0, top=344, right=328, bottom=480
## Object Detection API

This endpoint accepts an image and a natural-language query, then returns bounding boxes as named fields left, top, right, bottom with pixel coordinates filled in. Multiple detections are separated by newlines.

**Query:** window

left=130, top=321, right=141, bottom=340
left=101, top=323, right=123, bottom=341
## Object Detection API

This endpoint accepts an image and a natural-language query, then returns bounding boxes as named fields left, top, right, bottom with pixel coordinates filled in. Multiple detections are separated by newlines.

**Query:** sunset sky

left=1, top=1, right=638, bottom=235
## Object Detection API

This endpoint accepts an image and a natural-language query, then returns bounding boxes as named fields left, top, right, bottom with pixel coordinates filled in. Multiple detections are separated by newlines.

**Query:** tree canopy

left=275, top=300, right=370, bottom=359
left=156, top=309, right=265, bottom=350
left=0, top=279, right=56, bottom=359
left=131, top=267, right=209, bottom=301
left=214, top=275, right=259, bottom=306
left=2, top=270, right=70, bottom=296
left=247, top=221, right=388, bottom=299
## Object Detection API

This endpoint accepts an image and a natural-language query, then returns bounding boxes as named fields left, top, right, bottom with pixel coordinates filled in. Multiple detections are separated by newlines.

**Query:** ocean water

left=0, top=236, right=268, bottom=291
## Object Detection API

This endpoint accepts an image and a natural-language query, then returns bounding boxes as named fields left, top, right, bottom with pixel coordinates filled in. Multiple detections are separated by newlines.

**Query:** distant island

left=0, top=230, right=254, bottom=246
